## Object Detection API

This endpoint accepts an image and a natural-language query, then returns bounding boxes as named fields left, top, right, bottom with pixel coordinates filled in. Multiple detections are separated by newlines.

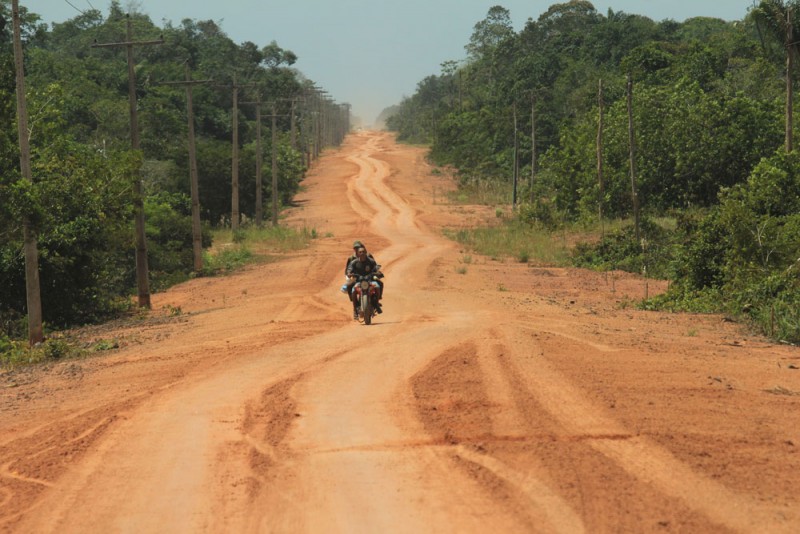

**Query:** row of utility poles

left=99, top=20, right=351, bottom=307
left=10, top=8, right=350, bottom=344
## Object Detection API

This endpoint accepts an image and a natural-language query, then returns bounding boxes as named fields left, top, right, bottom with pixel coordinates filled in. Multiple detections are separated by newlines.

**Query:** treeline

left=388, top=1, right=800, bottom=342
left=0, top=1, right=347, bottom=336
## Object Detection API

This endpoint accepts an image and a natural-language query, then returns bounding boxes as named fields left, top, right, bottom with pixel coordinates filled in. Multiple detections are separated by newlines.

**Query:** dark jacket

left=344, top=252, right=374, bottom=274
left=346, top=256, right=380, bottom=277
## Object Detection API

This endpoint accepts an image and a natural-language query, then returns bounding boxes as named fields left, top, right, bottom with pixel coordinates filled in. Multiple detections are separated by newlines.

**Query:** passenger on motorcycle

left=341, top=240, right=374, bottom=293
left=346, top=246, right=384, bottom=319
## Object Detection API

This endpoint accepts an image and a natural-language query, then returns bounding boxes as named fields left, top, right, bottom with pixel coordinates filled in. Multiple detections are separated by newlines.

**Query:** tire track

left=490, top=323, right=795, bottom=532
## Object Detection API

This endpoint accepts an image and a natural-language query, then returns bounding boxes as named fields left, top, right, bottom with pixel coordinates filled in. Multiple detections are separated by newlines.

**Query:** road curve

left=2, top=131, right=799, bottom=533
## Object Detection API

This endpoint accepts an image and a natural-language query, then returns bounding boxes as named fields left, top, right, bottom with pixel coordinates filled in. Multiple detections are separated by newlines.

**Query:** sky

left=27, top=1, right=755, bottom=126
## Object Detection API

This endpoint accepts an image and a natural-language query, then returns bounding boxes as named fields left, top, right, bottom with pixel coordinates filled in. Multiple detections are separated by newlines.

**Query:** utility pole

left=512, top=101, right=518, bottom=209
left=597, top=79, right=605, bottom=241
left=219, top=75, right=257, bottom=231
left=787, top=8, right=794, bottom=153
left=289, top=96, right=300, bottom=150
left=271, top=100, right=279, bottom=226
left=626, top=73, right=641, bottom=243
left=91, top=15, right=163, bottom=309
left=241, top=91, right=266, bottom=226
left=242, top=96, right=292, bottom=226
left=300, top=87, right=311, bottom=166
left=530, top=93, right=537, bottom=202
left=231, top=73, right=241, bottom=231
left=11, top=0, right=43, bottom=345
left=159, top=63, right=211, bottom=272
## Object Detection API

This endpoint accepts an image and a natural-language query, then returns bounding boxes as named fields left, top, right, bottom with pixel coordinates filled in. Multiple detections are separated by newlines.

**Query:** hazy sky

left=28, top=1, right=753, bottom=125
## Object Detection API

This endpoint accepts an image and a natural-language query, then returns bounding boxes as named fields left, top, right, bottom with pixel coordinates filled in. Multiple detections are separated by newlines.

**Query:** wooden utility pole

left=242, top=97, right=292, bottom=227
left=159, top=63, right=211, bottom=272
left=290, top=97, right=299, bottom=150
left=91, top=16, right=162, bottom=309
left=241, top=92, right=266, bottom=226
left=530, top=93, right=537, bottom=202
left=597, top=79, right=605, bottom=240
left=512, top=101, right=519, bottom=209
left=271, top=100, right=279, bottom=226
left=11, top=0, right=43, bottom=345
left=256, top=96, right=265, bottom=227
left=231, top=73, right=241, bottom=231
left=222, top=75, right=258, bottom=230
left=626, top=73, right=641, bottom=243
left=787, top=8, right=794, bottom=153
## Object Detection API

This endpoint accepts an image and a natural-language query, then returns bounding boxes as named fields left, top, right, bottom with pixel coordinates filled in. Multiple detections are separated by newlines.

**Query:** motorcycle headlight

left=360, top=281, right=370, bottom=290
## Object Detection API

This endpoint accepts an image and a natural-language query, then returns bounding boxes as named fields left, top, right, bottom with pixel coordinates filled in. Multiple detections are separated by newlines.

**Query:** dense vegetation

left=387, top=0, right=800, bottom=342
left=1, top=1, right=346, bottom=342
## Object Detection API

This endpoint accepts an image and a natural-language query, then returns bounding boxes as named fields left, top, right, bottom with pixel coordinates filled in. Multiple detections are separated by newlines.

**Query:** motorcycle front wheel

left=361, top=294, right=373, bottom=325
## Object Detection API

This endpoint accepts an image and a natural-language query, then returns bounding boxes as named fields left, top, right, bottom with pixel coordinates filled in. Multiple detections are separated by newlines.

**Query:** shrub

left=572, top=217, right=675, bottom=278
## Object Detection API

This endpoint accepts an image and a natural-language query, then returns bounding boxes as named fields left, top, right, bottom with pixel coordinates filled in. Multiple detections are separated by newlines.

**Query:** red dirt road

left=2, top=131, right=800, bottom=533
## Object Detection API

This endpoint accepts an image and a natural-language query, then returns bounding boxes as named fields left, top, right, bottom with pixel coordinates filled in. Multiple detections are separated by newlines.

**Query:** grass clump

left=443, top=219, right=569, bottom=266
left=202, top=224, right=317, bottom=276
left=1, top=334, right=83, bottom=369
left=572, top=217, right=677, bottom=279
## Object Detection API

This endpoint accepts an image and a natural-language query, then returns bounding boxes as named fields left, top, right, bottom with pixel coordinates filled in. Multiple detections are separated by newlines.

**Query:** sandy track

left=2, top=131, right=799, bottom=533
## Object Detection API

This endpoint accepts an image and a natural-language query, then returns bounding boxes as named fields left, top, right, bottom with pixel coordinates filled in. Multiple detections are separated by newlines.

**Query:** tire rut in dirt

left=239, top=375, right=304, bottom=500
left=0, top=401, right=133, bottom=530
left=489, top=329, right=775, bottom=532
left=409, top=334, right=733, bottom=532
left=410, top=341, right=542, bottom=530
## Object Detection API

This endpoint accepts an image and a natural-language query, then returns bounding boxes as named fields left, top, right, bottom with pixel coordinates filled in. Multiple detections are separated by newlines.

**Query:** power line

left=62, top=0, right=88, bottom=17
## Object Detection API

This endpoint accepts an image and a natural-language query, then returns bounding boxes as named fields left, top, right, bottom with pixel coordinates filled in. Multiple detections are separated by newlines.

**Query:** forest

left=387, top=0, right=800, bottom=343
left=1, top=1, right=347, bottom=347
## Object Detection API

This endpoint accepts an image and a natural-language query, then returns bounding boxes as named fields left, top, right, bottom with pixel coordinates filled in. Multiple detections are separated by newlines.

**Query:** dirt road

left=2, top=131, right=799, bottom=533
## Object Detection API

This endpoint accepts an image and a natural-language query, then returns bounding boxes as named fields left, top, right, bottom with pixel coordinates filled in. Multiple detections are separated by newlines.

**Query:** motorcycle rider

left=341, top=240, right=374, bottom=292
left=346, top=246, right=383, bottom=319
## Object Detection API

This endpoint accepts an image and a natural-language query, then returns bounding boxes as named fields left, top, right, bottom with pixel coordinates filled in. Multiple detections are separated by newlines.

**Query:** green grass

left=1, top=331, right=128, bottom=370
left=203, top=224, right=317, bottom=276
left=448, top=178, right=511, bottom=206
left=443, top=221, right=570, bottom=266
left=220, top=224, right=317, bottom=252
left=0, top=334, right=83, bottom=369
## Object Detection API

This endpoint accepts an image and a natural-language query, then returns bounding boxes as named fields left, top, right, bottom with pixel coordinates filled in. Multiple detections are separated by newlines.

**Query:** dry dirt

left=2, top=130, right=800, bottom=533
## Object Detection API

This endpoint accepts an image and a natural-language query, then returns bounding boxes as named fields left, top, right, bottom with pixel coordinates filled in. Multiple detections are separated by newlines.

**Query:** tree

left=465, top=5, right=514, bottom=61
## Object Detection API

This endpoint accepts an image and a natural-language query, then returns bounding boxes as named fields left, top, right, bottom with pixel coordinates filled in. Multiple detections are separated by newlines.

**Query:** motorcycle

left=350, top=273, right=383, bottom=325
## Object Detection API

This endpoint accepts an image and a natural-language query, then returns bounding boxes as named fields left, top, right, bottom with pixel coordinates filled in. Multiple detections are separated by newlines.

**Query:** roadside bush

left=572, top=218, right=676, bottom=279
left=518, top=198, right=560, bottom=230
left=145, top=191, right=213, bottom=291
left=649, top=151, right=800, bottom=343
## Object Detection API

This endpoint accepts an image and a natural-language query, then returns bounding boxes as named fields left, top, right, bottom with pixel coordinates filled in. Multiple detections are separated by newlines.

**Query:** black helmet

left=352, top=240, right=364, bottom=248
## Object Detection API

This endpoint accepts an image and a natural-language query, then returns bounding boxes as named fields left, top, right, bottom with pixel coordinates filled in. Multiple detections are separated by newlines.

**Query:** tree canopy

left=387, top=0, right=800, bottom=342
